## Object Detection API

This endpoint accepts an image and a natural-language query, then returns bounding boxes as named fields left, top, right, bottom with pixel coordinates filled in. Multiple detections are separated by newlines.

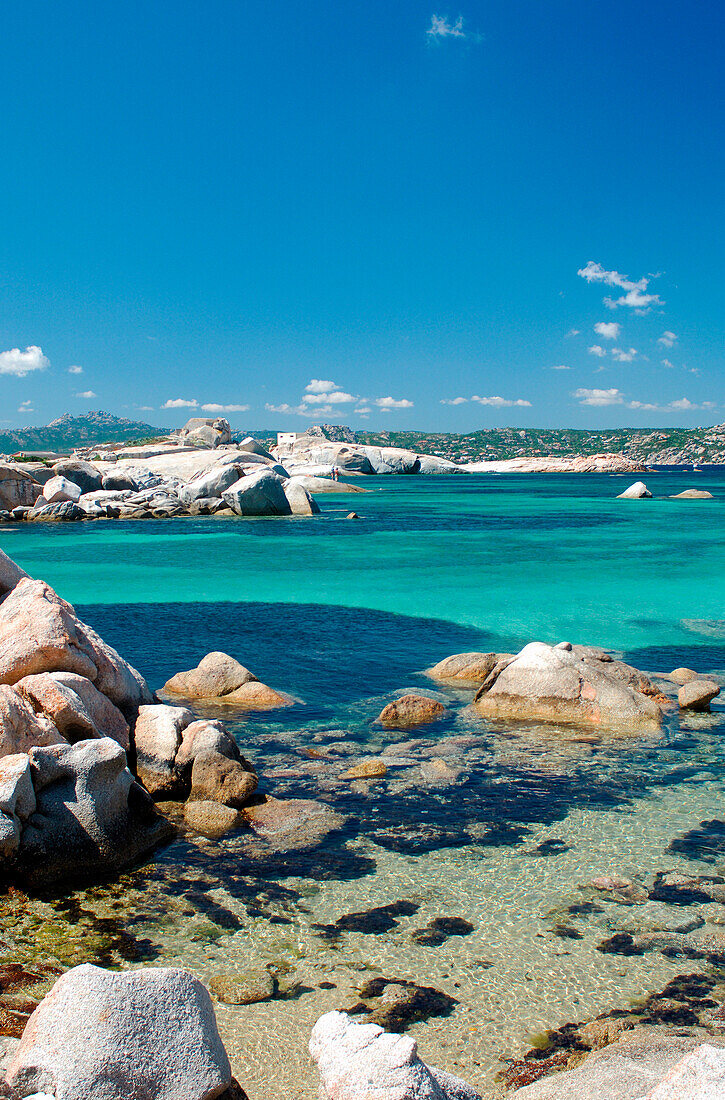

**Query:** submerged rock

left=310, top=1011, right=481, bottom=1099
left=184, top=799, right=245, bottom=838
left=378, top=695, right=447, bottom=730
left=4, top=963, right=232, bottom=1100
left=209, top=970, right=275, bottom=1005
left=242, top=796, right=347, bottom=852
left=341, top=759, right=388, bottom=780
left=473, top=642, right=663, bottom=731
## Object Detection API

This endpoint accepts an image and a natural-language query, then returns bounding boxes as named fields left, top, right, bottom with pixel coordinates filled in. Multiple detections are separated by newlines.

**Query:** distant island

left=1, top=412, right=724, bottom=465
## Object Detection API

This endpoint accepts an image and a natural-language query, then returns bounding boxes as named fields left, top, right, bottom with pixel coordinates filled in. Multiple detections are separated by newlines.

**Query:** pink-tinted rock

left=378, top=695, right=447, bottom=730
left=15, top=672, right=130, bottom=750
left=0, top=685, right=64, bottom=758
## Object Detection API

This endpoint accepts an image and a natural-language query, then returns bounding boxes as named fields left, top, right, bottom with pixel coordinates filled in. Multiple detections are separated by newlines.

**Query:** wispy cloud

left=440, top=396, right=469, bottom=404
left=162, top=398, right=199, bottom=409
left=472, top=395, right=532, bottom=407
left=76, top=390, right=97, bottom=399
left=588, top=345, right=606, bottom=358
left=201, top=403, right=250, bottom=413
left=550, top=364, right=570, bottom=371
left=578, top=261, right=663, bottom=312
left=574, top=387, right=715, bottom=412
left=303, top=390, right=356, bottom=405
left=68, top=364, right=83, bottom=375
left=565, top=329, right=580, bottom=338
left=17, top=399, right=35, bottom=414
left=0, top=345, right=49, bottom=377
left=661, top=358, right=675, bottom=369
left=594, top=321, right=620, bottom=341
left=427, top=14, right=465, bottom=39
left=658, top=330, right=677, bottom=348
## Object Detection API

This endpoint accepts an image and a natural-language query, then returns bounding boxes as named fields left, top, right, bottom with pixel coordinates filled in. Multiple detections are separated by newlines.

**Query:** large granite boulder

left=366, top=447, right=420, bottom=475
left=670, top=489, right=714, bottom=500
left=282, top=478, right=320, bottom=516
left=473, top=642, right=664, bottom=731
left=162, top=652, right=291, bottom=709
left=40, top=475, right=83, bottom=504
left=178, top=463, right=246, bottom=505
left=16, top=738, right=173, bottom=885
left=417, top=455, right=460, bottom=474
left=189, top=751, right=257, bottom=808
left=4, top=964, right=232, bottom=1100
left=310, top=1011, right=481, bottom=1100
left=0, top=754, right=36, bottom=858
left=27, top=501, right=85, bottom=522
left=51, top=459, right=103, bottom=495
left=0, top=685, right=64, bottom=757
left=15, top=672, right=130, bottom=750
left=0, top=550, right=27, bottom=600
left=0, top=465, right=42, bottom=512
left=0, top=579, right=153, bottom=716
left=237, top=436, right=274, bottom=460
left=134, top=703, right=195, bottom=796
left=222, top=468, right=292, bottom=516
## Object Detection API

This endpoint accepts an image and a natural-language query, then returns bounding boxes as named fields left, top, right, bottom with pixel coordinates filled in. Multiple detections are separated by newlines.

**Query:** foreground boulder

left=0, top=579, right=153, bottom=716
left=15, top=738, right=173, bottom=886
left=40, top=475, right=82, bottom=504
left=678, top=679, right=721, bottom=711
left=14, top=672, right=130, bottom=750
left=4, top=964, right=233, bottom=1100
left=510, top=1028, right=725, bottom=1098
left=617, top=481, right=652, bottom=499
left=378, top=694, right=447, bottom=729
left=473, top=642, right=664, bottom=731
left=51, top=458, right=103, bottom=494
left=222, top=468, right=292, bottom=516
left=310, top=1011, right=481, bottom=1100
left=0, top=685, right=64, bottom=757
left=162, top=652, right=292, bottom=709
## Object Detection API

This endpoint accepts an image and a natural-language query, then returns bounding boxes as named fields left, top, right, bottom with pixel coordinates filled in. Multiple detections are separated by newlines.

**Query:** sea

left=2, top=469, right=724, bottom=1097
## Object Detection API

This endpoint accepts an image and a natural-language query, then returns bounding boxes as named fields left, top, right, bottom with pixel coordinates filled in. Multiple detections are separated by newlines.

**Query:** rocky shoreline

left=0, top=543, right=723, bottom=1096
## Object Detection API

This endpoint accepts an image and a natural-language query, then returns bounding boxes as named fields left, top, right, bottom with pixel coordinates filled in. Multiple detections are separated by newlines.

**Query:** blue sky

left=1, top=1, right=723, bottom=431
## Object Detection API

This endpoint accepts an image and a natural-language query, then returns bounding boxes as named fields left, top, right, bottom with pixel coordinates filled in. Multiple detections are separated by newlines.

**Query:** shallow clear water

left=2, top=471, right=724, bottom=1097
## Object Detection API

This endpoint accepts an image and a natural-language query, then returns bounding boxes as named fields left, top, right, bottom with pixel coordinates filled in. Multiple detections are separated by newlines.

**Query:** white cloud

left=550, top=364, right=570, bottom=371
left=305, top=379, right=338, bottom=394
left=658, top=331, right=677, bottom=348
left=661, top=358, right=675, bottom=368
left=669, top=397, right=698, bottom=410
left=0, top=345, right=49, bottom=377
left=578, top=261, right=663, bottom=312
left=573, top=387, right=624, bottom=407
left=588, top=345, right=606, bottom=357
left=375, top=396, right=414, bottom=409
left=162, top=398, right=199, bottom=409
left=201, top=403, right=250, bottom=413
left=76, top=390, right=97, bottom=399
left=611, top=347, right=637, bottom=362
left=594, top=321, right=620, bottom=340
left=138, top=406, right=154, bottom=411
left=471, top=395, right=532, bottom=407
left=440, top=396, right=469, bottom=404
left=68, top=365, right=83, bottom=374
left=18, top=399, right=35, bottom=413
left=427, top=14, right=465, bottom=39
left=302, top=390, right=356, bottom=405
left=565, top=329, right=580, bottom=338
left=354, top=406, right=371, bottom=415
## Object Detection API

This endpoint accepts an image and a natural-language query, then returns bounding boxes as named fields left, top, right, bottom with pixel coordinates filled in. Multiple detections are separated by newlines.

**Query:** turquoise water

left=4, top=471, right=725, bottom=656
left=2, top=471, right=725, bottom=1099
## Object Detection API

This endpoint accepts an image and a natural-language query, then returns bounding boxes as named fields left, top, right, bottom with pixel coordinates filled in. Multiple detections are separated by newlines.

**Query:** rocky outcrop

left=0, top=550, right=27, bottom=600
left=13, top=738, right=173, bottom=885
left=51, top=458, right=103, bottom=494
left=222, top=468, right=293, bottom=516
left=0, top=465, right=42, bottom=511
left=162, top=652, right=292, bottom=709
left=670, top=489, right=715, bottom=499
left=378, top=694, right=447, bottom=729
left=617, top=481, right=652, bottom=499
left=178, top=416, right=232, bottom=448
left=462, top=454, right=647, bottom=474
left=473, top=641, right=664, bottom=731
left=39, top=475, right=82, bottom=504
left=134, top=704, right=195, bottom=796
left=14, top=672, right=130, bottom=750
left=678, top=679, right=721, bottom=711
left=283, top=477, right=321, bottom=515
left=0, top=685, right=64, bottom=756
left=4, top=964, right=233, bottom=1100
left=310, top=1011, right=481, bottom=1100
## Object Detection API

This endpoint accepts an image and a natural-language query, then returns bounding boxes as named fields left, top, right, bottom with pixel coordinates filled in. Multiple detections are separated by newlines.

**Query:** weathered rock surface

left=17, top=738, right=173, bottom=885
left=0, top=550, right=28, bottom=600
left=0, top=579, right=153, bottom=715
left=209, top=971, right=275, bottom=1005
left=427, top=652, right=511, bottom=685
left=0, top=686, right=64, bottom=757
left=179, top=416, right=232, bottom=447
left=510, top=1028, right=725, bottom=1098
left=51, top=459, right=103, bottom=495
left=645, top=1043, right=725, bottom=1098
left=189, top=750, right=257, bottom=808
left=378, top=695, right=447, bottom=729
left=40, top=475, right=83, bottom=505
left=668, top=667, right=700, bottom=685
left=134, top=703, right=195, bottom=796
left=473, top=642, right=664, bottom=731
left=27, top=501, right=85, bottom=522
left=282, top=478, right=321, bottom=515
left=242, top=796, right=347, bottom=852
left=310, top=1011, right=481, bottom=1100
left=184, top=799, right=245, bottom=838
left=341, top=759, right=388, bottom=780
left=678, top=679, right=721, bottom=711
left=617, top=481, right=652, bottom=499
left=15, top=672, right=130, bottom=750
left=178, top=463, right=246, bottom=505
left=0, top=466, right=42, bottom=512
left=670, top=489, right=715, bottom=500
left=4, top=963, right=232, bottom=1100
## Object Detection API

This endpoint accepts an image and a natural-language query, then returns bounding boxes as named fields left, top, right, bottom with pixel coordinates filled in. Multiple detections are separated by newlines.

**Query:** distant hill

left=0, top=411, right=166, bottom=455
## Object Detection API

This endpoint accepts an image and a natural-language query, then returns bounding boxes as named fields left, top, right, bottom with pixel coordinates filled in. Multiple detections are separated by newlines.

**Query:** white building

left=276, top=432, right=299, bottom=452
